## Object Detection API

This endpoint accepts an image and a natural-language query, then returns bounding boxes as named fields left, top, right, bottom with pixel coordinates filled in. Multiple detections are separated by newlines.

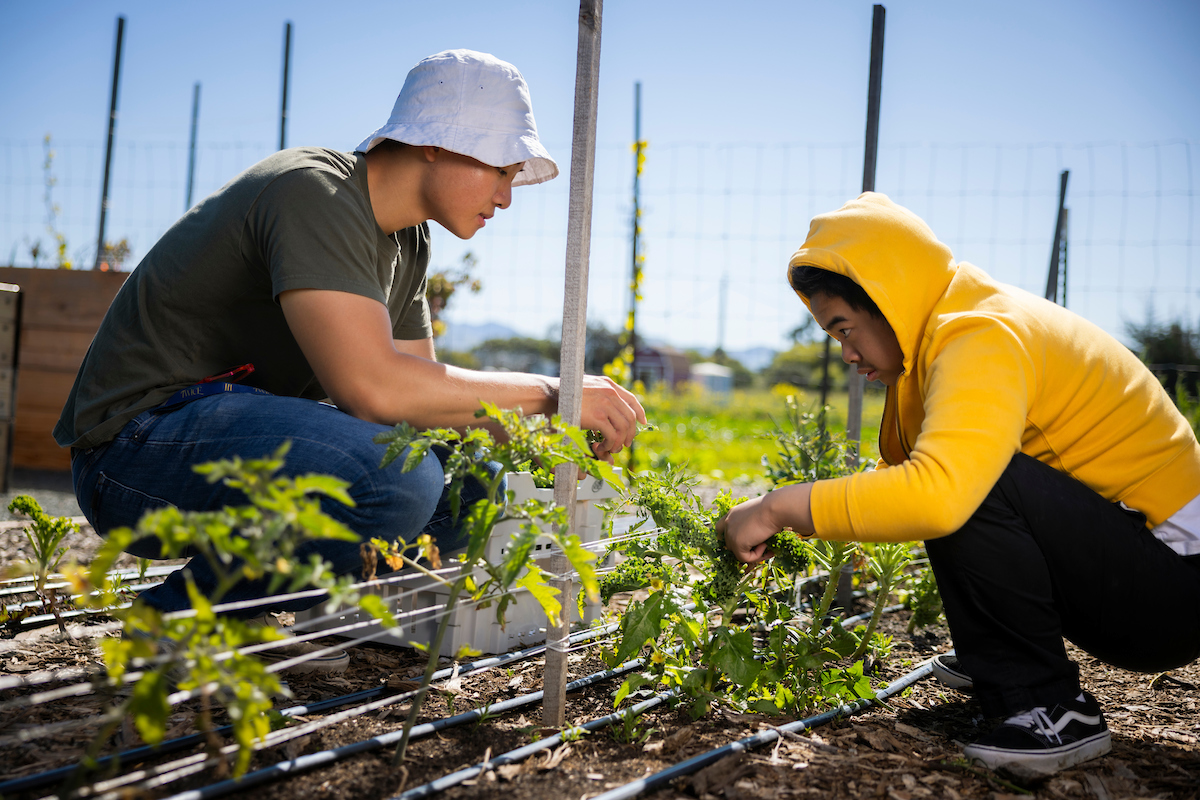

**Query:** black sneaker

left=963, top=692, right=1111, bottom=777
left=930, top=652, right=973, bottom=689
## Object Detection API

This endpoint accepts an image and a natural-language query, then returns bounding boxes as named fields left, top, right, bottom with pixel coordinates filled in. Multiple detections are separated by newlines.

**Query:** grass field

left=630, top=383, right=887, bottom=484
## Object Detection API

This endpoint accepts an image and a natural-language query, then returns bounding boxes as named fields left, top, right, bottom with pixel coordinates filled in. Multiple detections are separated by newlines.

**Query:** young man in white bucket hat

left=57, top=49, right=645, bottom=672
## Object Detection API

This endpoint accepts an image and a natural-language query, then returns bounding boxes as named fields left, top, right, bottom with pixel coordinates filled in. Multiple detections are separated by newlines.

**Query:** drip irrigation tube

left=588, top=656, right=939, bottom=800
left=393, top=691, right=679, bottom=800
left=0, top=622, right=619, bottom=796
left=154, top=656, right=648, bottom=800
left=388, top=603, right=911, bottom=800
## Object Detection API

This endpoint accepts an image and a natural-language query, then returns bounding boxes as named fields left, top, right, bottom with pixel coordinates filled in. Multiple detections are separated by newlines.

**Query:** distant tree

left=763, top=341, right=840, bottom=390
left=426, top=252, right=482, bottom=339
left=472, top=336, right=559, bottom=374
left=584, top=324, right=622, bottom=374
left=1126, top=314, right=1200, bottom=398
left=436, top=349, right=480, bottom=370
left=709, top=348, right=755, bottom=388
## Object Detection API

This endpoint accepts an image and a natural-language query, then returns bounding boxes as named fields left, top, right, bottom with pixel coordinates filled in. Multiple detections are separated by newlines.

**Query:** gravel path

left=1, top=469, right=81, bottom=521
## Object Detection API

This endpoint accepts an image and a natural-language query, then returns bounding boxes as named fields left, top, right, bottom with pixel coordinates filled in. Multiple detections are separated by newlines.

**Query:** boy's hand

left=718, top=483, right=816, bottom=564
left=578, top=376, right=647, bottom=458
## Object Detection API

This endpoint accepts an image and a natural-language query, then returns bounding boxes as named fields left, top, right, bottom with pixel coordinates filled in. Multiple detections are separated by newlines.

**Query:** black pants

left=925, top=453, right=1200, bottom=716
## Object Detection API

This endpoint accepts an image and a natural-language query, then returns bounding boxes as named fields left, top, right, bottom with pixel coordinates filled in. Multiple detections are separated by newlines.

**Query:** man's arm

left=394, top=336, right=436, bottom=361
left=281, top=288, right=645, bottom=455
left=719, top=482, right=815, bottom=564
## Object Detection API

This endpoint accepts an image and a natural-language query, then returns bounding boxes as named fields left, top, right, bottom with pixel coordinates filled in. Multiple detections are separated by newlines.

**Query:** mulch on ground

left=2, top=582, right=1198, bottom=800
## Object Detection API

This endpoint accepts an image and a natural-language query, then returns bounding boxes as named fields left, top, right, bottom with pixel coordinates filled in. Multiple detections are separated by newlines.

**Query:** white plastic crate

left=294, top=471, right=619, bottom=656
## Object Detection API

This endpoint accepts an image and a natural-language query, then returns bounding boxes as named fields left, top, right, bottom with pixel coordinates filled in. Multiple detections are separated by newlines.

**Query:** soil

left=2, top=515, right=1199, bottom=800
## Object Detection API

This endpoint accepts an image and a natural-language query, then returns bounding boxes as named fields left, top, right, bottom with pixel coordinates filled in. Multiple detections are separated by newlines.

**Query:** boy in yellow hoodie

left=721, top=193, right=1200, bottom=776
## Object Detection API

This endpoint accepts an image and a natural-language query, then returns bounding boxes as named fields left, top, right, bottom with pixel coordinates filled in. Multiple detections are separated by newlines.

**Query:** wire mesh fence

left=1, top=137, right=1194, bottom=354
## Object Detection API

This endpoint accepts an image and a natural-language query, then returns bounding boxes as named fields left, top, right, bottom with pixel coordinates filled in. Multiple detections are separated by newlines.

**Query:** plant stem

left=810, top=565, right=843, bottom=635
left=851, top=574, right=895, bottom=661
left=397, top=555, right=454, bottom=588
left=392, top=575, right=467, bottom=766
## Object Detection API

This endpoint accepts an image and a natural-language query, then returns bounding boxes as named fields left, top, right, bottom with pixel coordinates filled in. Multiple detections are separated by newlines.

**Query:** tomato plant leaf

left=708, top=627, right=762, bottom=687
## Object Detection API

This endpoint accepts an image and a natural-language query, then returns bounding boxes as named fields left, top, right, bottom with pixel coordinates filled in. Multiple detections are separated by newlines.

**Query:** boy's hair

left=789, top=265, right=885, bottom=319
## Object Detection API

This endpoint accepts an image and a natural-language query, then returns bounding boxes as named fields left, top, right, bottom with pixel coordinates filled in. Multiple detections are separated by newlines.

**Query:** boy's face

left=810, top=292, right=904, bottom=386
left=424, top=148, right=524, bottom=239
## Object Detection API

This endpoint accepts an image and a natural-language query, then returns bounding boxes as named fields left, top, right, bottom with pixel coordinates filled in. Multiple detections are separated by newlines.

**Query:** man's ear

left=420, top=146, right=440, bottom=163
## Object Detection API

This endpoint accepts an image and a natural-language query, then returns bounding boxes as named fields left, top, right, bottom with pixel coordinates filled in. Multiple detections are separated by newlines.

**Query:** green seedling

left=609, top=706, right=656, bottom=746
left=7, top=495, right=79, bottom=635
left=559, top=723, right=589, bottom=743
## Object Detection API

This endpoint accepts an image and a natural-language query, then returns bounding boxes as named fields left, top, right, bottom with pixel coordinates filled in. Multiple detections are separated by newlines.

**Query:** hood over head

left=788, top=192, right=957, bottom=374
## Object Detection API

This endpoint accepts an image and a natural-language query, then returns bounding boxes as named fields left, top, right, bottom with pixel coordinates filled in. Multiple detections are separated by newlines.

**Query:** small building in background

left=634, top=345, right=691, bottom=390
left=690, top=362, right=734, bottom=394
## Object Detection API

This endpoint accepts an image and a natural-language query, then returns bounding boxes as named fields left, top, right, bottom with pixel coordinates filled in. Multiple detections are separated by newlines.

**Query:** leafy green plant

left=598, top=396, right=920, bottom=720
left=904, top=557, right=944, bottom=633
left=371, top=402, right=622, bottom=765
left=609, top=706, right=656, bottom=746
left=850, top=542, right=912, bottom=660
left=7, top=495, right=79, bottom=634
left=71, top=443, right=366, bottom=778
left=762, top=396, right=865, bottom=486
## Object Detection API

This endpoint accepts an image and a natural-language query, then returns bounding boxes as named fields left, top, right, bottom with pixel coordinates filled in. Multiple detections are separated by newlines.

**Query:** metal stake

left=1045, top=170, right=1070, bottom=303
left=837, top=3, right=886, bottom=611
left=279, top=22, right=292, bottom=151
left=94, top=16, right=125, bottom=270
left=186, top=82, right=201, bottom=211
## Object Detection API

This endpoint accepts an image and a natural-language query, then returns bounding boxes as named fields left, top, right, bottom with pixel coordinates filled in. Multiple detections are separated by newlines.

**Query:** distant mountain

left=437, top=321, right=520, bottom=352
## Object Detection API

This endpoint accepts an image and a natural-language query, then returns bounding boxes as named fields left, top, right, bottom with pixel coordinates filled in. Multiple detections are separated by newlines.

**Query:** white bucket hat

left=356, top=49, right=559, bottom=187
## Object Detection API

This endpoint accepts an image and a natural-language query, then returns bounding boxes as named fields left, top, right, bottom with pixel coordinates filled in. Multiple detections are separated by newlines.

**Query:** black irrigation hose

left=393, top=691, right=679, bottom=800
left=390, top=603, right=911, bottom=800
left=0, top=623, right=619, bottom=796
left=589, top=657, right=939, bottom=800
left=158, top=656, right=648, bottom=800
left=0, top=689, right=380, bottom=796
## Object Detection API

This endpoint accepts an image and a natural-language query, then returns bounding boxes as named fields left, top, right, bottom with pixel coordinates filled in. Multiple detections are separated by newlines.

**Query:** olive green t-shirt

left=54, top=147, right=433, bottom=449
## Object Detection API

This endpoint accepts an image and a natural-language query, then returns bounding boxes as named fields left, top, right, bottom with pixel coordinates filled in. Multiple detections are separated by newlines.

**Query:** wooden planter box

left=0, top=267, right=130, bottom=471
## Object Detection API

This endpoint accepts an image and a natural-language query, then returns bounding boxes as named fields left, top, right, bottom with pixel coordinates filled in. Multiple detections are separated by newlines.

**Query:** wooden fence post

left=544, top=0, right=603, bottom=728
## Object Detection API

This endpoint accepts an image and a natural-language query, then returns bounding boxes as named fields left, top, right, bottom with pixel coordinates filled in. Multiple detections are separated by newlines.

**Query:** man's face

left=810, top=292, right=904, bottom=386
left=424, top=149, right=524, bottom=239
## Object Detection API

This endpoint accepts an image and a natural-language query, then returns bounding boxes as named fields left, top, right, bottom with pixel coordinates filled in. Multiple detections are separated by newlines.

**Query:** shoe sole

left=963, top=731, right=1111, bottom=778
left=930, top=657, right=973, bottom=690
left=260, top=652, right=350, bottom=675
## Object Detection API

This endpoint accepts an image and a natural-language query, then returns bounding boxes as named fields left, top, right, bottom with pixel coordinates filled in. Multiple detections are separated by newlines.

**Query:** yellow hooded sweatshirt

left=790, top=193, right=1200, bottom=542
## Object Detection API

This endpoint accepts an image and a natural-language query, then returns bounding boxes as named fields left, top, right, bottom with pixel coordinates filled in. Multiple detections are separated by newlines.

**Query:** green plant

left=7, top=495, right=79, bottom=634
left=598, top=397, right=919, bottom=720
left=851, top=542, right=912, bottom=660
left=371, top=402, right=622, bottom=765
left=71, top=443, right=365, bottom=778
left=425, top=251, right=481, bottom=339
left=609, top=706, right=655, bottom=746
left=559, top=723, right=589, bottom=743
left=904, top=558, right=944, bottom=633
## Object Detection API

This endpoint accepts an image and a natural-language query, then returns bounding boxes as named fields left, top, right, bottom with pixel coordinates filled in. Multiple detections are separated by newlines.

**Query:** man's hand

left=718, top=483, right=816, bottom=564
left=578, top=376, right=646, bottom=460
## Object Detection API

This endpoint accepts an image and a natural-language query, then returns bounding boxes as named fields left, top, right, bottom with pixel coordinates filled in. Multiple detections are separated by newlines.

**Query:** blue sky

left=2, top=0, right=1198, bottom=352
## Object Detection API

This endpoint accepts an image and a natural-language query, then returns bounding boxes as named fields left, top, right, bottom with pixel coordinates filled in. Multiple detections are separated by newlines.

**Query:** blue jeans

left=70, top=393, right=501, bottom=616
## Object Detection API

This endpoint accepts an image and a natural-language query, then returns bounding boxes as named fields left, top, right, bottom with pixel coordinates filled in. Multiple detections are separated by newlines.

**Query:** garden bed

left=2, top=556, right=1197, bottom=800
